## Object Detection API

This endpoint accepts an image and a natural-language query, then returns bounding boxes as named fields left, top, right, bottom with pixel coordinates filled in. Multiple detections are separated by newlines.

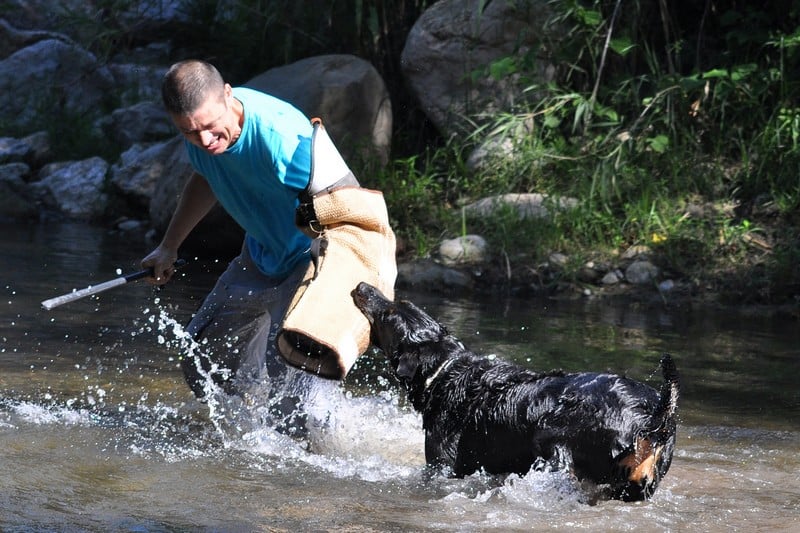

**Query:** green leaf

left=730, top=63, right=757, bottom=81
left=576, top=8, right=602, bottom=27
left=573, top=100, right=589, bottom=132
left=609, top=37, right=636, bottom=56
left=702, top=68, right=730, bottom=79
left=767, top=29, right=800, bottom=48
left=543, top=114, right=561, bottom=128
left=595, top=104, right=619, bottom=123
left=647, top=134, right=670, bottom=153
left=489, top=56, right=517, bottom=80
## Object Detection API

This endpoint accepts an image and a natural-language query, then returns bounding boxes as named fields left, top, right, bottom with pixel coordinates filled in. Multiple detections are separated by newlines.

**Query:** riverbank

left=394, top=250, right=800, bottom=320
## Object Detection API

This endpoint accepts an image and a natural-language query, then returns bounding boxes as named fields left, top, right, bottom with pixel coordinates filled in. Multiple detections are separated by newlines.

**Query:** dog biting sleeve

left=276, top=186, right=397, bottom=379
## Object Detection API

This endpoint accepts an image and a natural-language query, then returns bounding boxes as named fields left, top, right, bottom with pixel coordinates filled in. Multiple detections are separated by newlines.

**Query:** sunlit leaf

left=576, top=7, right=602, bottom=27
left=489, top=56, right=517, bottom=80
left=543, top=114, right=561, bottom=128
left=702, top=68, right=730, bottom=79
left=730, top=63, right=757, bottom=81
left=609, top=37, right=636, bottom=56
left=595, top=104, right=619, bottom=123
left=647, top=134, right=670, bottom=153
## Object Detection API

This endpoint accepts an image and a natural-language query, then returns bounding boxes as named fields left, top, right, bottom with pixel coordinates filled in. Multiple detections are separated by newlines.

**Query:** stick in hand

left=41, top=259, right=186, bottom=310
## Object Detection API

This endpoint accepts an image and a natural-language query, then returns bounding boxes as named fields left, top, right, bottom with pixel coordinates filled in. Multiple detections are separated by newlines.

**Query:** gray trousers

left=182, top=240, right=311, bottom=402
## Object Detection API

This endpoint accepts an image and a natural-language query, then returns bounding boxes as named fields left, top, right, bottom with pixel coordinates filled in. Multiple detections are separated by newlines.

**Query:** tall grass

left=370, top=0, right=800, bottom=302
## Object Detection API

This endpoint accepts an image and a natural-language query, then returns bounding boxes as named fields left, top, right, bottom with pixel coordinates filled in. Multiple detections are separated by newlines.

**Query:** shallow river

left=1, top=222, right=798, bottom=531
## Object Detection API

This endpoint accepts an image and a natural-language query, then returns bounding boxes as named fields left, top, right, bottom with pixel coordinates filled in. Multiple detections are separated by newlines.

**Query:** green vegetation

left=368, top=0, right=800, bottom=304
left=11, top=0, right=799, bottom=304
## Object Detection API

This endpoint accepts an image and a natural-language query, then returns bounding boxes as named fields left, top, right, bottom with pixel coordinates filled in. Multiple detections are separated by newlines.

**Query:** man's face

left=171, top=84, right=239, bottom=155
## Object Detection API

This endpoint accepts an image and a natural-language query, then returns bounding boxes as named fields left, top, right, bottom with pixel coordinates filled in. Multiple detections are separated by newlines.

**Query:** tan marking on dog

left=619, top=437, right=663, bottom=484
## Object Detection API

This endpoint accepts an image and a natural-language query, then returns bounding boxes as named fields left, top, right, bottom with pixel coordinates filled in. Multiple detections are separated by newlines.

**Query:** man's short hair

left=162, top=60, right=226, bottom=115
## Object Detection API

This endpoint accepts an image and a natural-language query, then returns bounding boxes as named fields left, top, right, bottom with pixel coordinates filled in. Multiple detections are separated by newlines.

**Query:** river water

left=1, top=221, right=798, bottom=531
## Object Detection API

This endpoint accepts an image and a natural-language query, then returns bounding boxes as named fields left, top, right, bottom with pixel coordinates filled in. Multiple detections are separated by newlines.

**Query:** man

left=141, top=59, right=319, bottom=405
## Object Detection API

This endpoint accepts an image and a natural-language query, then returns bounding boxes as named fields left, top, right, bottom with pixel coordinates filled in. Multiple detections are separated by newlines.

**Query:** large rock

left=108, top=63, right=169, bottom=108
left=401, top=0, right=554, bottom=137
left=0, top=17, right=73, bottom=57
left=246, top=54, right=392, bottom=165
left=0, top=162, right=37, bottom=219
left=101, top=101, right=175, bottom=149
left=31, top=157, right=109, bottom=220
left=2, top=1, right=187, bottom=42
left=0, top=2, right=89, bottom=33
left=464, top=193, right=578, bottom=219
left=397, top=259, right=474, bottom=291
left=0, top=39, right=115, bottom=128
left=111, top=142, right=170, bottom=209
left=0, top=131, right=51, bottom=168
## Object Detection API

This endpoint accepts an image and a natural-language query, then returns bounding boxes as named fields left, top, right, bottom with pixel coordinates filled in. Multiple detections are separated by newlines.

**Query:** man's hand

left=141, top=245, right=179, bottom=285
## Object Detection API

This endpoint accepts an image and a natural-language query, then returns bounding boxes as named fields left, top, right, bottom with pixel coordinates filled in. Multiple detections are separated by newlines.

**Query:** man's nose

left=198, top=130, right=215, bottom=146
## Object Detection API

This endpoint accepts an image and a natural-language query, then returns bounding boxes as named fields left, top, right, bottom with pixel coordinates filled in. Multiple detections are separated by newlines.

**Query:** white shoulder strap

left=308, top=118, right=354, bottom=195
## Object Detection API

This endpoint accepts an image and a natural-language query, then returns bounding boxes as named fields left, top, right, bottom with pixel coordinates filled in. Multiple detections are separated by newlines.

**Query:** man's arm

left=141, top=172, right=218, bottom=284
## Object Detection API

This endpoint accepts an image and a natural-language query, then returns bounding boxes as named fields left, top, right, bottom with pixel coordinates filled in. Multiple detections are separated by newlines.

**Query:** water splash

left=423, top=469, right=591, bottom=530
left=150, top=304, right=238, bottom=433
left=2, top=400, right=94, bottom=426
left=150, top=301, right=427, bottom=481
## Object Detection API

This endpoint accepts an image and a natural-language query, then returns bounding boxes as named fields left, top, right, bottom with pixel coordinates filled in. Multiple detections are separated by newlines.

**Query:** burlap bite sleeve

left=276, top=186, right=397, bottom=379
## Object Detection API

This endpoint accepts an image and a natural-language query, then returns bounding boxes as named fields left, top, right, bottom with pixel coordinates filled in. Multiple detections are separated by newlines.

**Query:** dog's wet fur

left=352, top=282, right=680, bottom=502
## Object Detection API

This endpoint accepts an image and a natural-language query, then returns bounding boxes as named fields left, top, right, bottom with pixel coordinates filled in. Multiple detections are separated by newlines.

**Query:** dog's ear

left=399, top=301, right=445, bottom=344
left=396, top=352, right=420, bottom=380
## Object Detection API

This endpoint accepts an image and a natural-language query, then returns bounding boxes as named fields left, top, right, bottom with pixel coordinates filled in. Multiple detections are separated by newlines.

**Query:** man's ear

left=396, top=353, right=420, bottom=380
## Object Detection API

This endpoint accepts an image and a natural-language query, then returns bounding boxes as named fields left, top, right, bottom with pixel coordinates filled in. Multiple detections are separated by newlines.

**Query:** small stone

left=621, top=245, right=651, bottom=260
left=548, top=252, right=568, bottom=269
left=117, top=219, right=145, bottom=232
left=625, top=260, right=659, bottom=285
left=658, top=279, right=675, bottom=292
left=601, top=271, right=621, bottom=285
left=439, top=234, right=488, bottom=265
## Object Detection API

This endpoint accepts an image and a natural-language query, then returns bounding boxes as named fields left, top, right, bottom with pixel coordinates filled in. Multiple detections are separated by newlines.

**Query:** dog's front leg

left=424, top=426, right=461, bottom=476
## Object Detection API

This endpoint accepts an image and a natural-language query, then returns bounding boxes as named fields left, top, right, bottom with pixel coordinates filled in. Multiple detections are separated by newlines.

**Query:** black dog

left=352, top=282, right=680, bottom=502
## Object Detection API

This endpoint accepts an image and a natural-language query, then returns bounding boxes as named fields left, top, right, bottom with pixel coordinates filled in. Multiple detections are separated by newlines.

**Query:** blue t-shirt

left=185, top=87, right=312, bottom=278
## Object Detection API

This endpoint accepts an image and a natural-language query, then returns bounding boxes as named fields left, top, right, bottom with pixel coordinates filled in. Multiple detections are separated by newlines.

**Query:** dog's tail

left=643, top=353, right=680, bottom=439
left=656, top=353, right=680, bottom=428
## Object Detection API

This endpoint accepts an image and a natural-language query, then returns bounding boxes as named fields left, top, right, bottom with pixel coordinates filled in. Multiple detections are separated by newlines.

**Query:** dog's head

left=352, top=282, right=446, bottom=381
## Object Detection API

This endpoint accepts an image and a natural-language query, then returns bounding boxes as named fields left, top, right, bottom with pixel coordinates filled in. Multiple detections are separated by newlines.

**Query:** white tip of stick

left=41, top=291, right=82, bottom=310
left=40, top=277, right=127, bottom=310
